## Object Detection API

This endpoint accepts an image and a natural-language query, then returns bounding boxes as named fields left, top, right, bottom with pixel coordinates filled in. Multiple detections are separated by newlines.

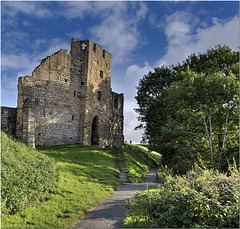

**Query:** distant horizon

left=1, top=1, right=239, bottom=144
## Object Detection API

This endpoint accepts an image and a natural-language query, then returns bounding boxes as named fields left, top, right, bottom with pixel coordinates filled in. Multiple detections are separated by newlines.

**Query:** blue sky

left=1, top=1, right=239, bottom=143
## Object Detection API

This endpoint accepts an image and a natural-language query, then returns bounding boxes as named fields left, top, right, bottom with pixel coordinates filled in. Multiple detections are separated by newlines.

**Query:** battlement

left=71, top=39, right=112, bottom=60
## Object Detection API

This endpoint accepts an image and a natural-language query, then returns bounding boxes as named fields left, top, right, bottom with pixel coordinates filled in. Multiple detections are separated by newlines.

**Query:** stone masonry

left=1, top=107, right=17, bottom=137
left=14, top=39, right=124, bottom=147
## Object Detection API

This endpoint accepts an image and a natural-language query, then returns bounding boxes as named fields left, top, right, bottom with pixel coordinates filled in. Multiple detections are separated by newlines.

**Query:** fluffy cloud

left=156, top=12, right=239, bottom=67
left=88, top=2, right=148, bottom=64
left=122, top=62, right=153, bottom=143
left=2, top=2, right=52, bottom=18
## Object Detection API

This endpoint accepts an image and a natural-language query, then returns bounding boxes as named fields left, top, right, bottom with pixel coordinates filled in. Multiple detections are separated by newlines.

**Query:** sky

left=1, top=1, right=239, bottom=143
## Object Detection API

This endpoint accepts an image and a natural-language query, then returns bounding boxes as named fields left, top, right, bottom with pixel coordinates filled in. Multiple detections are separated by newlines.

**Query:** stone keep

left=16, top=39, right=124, bottom=147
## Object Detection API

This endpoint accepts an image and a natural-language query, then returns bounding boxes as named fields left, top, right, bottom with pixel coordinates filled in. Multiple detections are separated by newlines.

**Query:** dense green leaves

left=135, top=45, right=239, bottom=173
left=124, top=163, right=239, bottom=228
left=1, top=132, right=58, bottom=214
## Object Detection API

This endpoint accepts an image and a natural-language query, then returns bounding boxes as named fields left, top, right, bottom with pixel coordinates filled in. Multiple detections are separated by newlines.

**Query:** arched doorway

left=91, top=116, right=99, bottom=145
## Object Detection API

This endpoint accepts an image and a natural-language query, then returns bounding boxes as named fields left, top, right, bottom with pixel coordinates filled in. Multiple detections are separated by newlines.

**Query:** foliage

left=1, top=132, right=58, bottom=215
left=122, top=143, right=161, bottom=183
left=135, top=45, right=239, bottom=174
left=1, top=144, right=122, bottom=228
left=155, top=165, right=174, bottom=183
left=124, top=163, right=239, bottom=228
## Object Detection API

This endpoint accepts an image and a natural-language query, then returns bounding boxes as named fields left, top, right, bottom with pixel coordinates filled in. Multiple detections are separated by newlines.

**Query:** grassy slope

left=2, top=144, right=122, bottom=228
left=122, top=143, right=161, bottom=183
left=1, top=132, right=58, bottom=214
left=1, top=138, right=161, bottom=228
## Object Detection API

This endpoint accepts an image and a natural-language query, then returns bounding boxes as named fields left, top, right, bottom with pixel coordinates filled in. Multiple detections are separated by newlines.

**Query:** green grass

left=1, top=143, right=122, bottom=228
left=1, top=132, right=58, bottom=215
left=1, top=135, right=161, bottom=228
left=121, top=143, right=161, bottom=183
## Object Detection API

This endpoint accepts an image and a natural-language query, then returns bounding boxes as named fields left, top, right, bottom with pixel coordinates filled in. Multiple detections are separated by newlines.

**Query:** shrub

left=126, top=163, right=239, bottom=228
left=1, top=132, right=58, bottom=214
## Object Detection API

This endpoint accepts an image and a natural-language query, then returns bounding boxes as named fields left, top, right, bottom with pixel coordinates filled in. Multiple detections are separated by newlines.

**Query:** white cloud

left=2, top=2, right=52, bottom=18
left=124, top=100, right=144, bottom=144
left=59, top=2, right=128, bottom=20
left=124, top=62, right=153, bottom=98
left=89, top=2, right=148, bottom=64
left=122, top=62, right=153, bottom=143
left=156, top=13, right=239, bottom=67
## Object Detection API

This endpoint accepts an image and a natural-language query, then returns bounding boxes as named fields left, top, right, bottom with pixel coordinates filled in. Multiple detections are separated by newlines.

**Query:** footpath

left=70, top=168, right=159, bottom=228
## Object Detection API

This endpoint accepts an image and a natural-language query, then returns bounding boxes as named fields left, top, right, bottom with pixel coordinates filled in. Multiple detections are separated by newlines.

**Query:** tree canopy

left=135, top=45, right=239, bottom=174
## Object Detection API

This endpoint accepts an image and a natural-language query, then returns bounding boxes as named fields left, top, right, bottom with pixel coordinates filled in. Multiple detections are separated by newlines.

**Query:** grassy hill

left=1, top=133, right=161, bottom=228
left=1, top=132, right=58, bottom=215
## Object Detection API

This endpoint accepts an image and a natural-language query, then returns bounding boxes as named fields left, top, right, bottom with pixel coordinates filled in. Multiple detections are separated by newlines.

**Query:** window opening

left=65, top=79, right=68, bottom=82
left=81, top=81, right=84, bottom=85
left=74, top=91, right=76, bottom=97
left=100, top=70, right=103, bottom=78
left=98, top=91, right=101, bottom=101
left=103, top=50, right=105, bottom=58
left=114, top=98, right=118, bottom=109
left=91, top=116, right=99, bottom=145
left=72, top=115, right=75, bottom=120
left=80, top=60, right=83, bottom=64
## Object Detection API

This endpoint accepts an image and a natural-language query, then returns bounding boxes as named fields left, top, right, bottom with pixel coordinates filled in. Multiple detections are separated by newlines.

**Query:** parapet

left=71, top=39, right=112, bottom=60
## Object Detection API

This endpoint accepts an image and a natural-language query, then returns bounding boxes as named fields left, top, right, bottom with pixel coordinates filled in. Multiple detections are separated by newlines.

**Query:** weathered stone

left=1, top=107, right=17, bottom=137
left=15, top=39, right=124, bottom=147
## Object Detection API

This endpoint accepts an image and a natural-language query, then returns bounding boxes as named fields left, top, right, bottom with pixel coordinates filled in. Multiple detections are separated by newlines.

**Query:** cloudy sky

left=1, top=1, right=239, bottom=143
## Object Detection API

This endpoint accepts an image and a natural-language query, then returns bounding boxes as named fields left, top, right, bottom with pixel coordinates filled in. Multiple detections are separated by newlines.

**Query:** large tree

left=135, top=45, right=239, bottom=174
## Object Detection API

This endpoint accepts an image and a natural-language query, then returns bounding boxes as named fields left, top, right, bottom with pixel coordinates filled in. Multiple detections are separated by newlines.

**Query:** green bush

left=1, top=132, right=58, bottom=214
left=125, top=163, right=239, bottom=228
left=155, top=165, right=174, bottom=183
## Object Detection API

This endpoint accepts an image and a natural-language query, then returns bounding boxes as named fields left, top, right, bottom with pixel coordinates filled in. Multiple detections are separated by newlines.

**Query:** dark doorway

left=91, top=116, right=99, bottom=145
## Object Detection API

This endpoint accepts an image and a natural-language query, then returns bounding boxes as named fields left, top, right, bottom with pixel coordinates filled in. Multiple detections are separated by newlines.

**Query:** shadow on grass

left=37, top=144, right=121, bottom=186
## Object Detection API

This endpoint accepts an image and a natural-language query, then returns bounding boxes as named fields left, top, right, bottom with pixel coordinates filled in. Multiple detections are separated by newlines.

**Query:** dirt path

left=70, top=168, right=159, bottom=228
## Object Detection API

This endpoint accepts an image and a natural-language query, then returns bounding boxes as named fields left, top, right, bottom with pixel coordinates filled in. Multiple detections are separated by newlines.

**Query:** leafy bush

left=125, top=163, right=239, bottom=228
left=1, top=132, right=58, bottom=214
left=123, top=143, right=161, bottom=183
left=155, top=165, right=174, bottom=183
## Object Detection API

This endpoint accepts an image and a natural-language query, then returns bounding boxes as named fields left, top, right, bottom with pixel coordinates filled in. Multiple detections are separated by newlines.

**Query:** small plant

left=155, top=165, right=174, bottom=183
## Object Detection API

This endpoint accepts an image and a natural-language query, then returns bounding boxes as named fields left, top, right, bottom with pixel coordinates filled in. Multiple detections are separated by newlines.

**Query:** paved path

left=70, top=168, right=159, bottom=228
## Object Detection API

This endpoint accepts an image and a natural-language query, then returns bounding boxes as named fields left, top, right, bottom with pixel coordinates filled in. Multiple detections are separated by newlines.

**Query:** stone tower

left=16, top=39, right=124, bottom=148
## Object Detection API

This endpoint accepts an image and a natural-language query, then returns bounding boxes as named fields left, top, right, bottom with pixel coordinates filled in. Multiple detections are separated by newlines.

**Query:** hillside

left=1, top=133, right=161, bottom=228
left=1, top=132, right=58, bottom=215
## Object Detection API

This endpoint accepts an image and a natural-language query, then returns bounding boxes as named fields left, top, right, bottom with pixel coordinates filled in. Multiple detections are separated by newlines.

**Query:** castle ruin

left=2, top=39, right=124, bottom=148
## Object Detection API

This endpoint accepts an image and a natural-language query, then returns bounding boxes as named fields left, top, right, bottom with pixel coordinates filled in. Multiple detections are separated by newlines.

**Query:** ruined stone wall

left=110, top=92, right=124, bottom=147
left=1, top=106, right=17, bottom=137
left=16, top=39, right=124, bottom=147
left=17, top=49, right=81, bottom=146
